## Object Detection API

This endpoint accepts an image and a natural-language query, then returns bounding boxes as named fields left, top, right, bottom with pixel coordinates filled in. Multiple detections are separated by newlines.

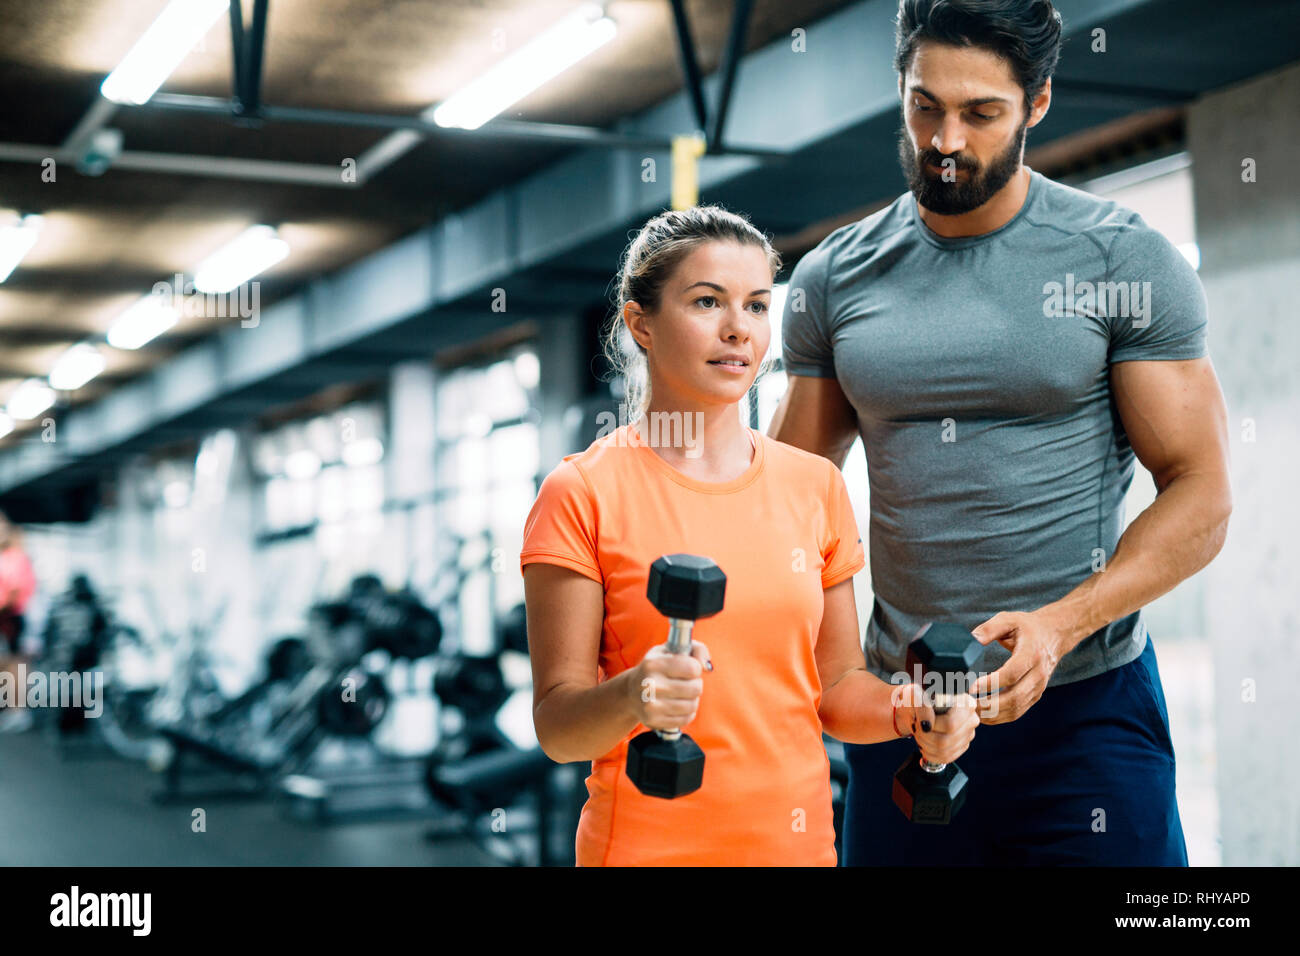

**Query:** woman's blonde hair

left=604, top=204, right=782, bottom=422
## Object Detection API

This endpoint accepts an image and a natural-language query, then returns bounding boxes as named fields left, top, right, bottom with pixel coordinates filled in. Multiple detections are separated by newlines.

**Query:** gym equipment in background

left=154, top=575, right=434, bottom=814
left=422, top=602, right=566, bottom=866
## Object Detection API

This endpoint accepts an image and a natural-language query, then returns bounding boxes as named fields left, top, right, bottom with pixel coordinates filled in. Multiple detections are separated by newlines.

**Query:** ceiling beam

left=138, top=94, right=790, bottom=161
left=707, top=0, right=754, bottom=154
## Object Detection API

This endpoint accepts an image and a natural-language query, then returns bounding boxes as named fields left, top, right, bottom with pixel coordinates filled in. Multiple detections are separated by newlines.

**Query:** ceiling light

left=0, top=214, right=42, bottom=283
left=49, top=343, right=107, bottom=391
left=7, top=379, right=56, bottom=421
left=433, top=4, right=617, bottom=130
left=193, top=225, right=290, bottom=293
left=101, top=0, right=230, bottom=105
left=107, top=295, right=178, bottom=350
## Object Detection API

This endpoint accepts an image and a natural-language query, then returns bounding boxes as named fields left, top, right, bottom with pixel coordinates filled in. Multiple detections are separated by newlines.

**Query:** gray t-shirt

left=782, top=168, right=1208, bottom=687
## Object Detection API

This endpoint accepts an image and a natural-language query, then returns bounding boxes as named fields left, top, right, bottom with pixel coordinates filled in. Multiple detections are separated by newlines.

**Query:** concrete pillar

left=1188, top=59, right=1300, bottom=865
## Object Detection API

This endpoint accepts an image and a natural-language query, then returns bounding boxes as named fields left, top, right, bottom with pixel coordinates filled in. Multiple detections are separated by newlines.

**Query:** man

left=770, top=0, right=1231, bottom=865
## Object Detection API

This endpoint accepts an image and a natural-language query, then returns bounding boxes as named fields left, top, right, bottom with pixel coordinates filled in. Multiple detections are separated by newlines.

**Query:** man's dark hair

left=895, top=1, right=1063, bottom=116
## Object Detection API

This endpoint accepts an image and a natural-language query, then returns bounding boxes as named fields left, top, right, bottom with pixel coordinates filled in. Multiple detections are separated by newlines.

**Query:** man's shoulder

left=800, top=194, right=914, bottom=270
left=1030, top=172, right=1195, bottom=282
left=1027, top=170, right=1151, bottom=248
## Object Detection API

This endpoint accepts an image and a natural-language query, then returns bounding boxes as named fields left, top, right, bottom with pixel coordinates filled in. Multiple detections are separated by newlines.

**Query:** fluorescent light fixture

left=101, top=0, right=230, bottom=105
left=432, top=4, right=616, bottom=130
left=7, top=378, right=56, bottom=421
left=193, top=225, right=289, bottom=293
left=107, top=295, right=178, bottom=350
left=49, top=343, right=107, bottom=391
left=0, top=214, right=42, bottom=283
left=0, top=412, right=13, bottom=440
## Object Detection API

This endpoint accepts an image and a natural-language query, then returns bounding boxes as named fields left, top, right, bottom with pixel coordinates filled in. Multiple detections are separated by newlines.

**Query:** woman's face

left=626, top=241, right=773, bottom=412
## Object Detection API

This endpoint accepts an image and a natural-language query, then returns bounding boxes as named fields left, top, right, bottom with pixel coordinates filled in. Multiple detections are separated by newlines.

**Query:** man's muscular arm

left=767, top=374, right=859, bottom=467
left=1053, top=357, right=1232, bottom=640
left=971, top=356, right=1233, bottom=722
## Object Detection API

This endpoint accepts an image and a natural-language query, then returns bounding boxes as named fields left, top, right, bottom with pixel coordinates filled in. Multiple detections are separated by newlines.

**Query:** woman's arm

left=524, top=562, right=708, bottom=764
left=815, top=579, right=902, bottom=744
left=816, top=579, right=977, bottom=765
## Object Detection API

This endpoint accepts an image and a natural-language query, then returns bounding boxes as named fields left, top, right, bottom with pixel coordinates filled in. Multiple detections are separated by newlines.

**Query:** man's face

left=898, top=41, right=1043, bottom=215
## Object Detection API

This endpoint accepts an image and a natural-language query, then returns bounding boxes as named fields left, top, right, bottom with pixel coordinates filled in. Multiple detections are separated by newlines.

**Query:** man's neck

left=916, top=164, right=1033, bottom=238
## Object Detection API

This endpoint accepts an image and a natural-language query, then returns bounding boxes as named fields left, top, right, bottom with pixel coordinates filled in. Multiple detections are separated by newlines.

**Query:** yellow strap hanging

left=671, top=134, right=707, bottom=210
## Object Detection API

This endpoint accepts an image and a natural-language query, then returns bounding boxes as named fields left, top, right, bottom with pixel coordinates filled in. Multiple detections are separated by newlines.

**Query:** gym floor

left=0, top=732, right=486, bottom=866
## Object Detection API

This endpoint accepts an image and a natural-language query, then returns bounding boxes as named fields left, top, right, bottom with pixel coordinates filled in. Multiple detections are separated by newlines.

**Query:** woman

left=520, top=205, right=977, bottom=865
left=0, top=510, right=37, bottom=732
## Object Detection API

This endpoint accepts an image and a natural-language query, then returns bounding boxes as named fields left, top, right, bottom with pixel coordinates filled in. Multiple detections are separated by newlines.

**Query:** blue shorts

left=842, top=636, right=1188, bottom=865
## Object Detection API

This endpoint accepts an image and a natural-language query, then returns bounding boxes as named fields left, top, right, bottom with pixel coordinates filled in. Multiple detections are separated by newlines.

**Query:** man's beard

left=898, top=119, right=1027, bottom=215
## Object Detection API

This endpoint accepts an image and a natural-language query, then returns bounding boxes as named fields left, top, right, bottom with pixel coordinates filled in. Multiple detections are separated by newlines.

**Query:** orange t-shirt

left=520, top=423, right=865, bottom=866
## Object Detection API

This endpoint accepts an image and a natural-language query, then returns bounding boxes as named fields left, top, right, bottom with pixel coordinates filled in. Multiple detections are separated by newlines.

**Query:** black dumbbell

left=892, top=622, right=982, bottom=825
left=364, top=591, right=443, bottom=660
left=433, top=652, right=509, bottom=720
left=625, top=554, right=726, bottom=799
left=317, top=667, right=391, bottom=737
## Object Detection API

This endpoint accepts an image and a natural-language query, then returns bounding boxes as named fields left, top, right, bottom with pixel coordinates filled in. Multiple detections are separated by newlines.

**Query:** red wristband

left=891, top=688, right=912, bottom=739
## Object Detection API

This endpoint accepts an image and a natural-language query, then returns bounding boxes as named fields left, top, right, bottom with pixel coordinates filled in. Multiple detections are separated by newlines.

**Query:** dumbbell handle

left=656, top=617, right=695, bottom=742
left=665, top=617, right=694, bottom=656
left=918, top=693, right=954, bottom=774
